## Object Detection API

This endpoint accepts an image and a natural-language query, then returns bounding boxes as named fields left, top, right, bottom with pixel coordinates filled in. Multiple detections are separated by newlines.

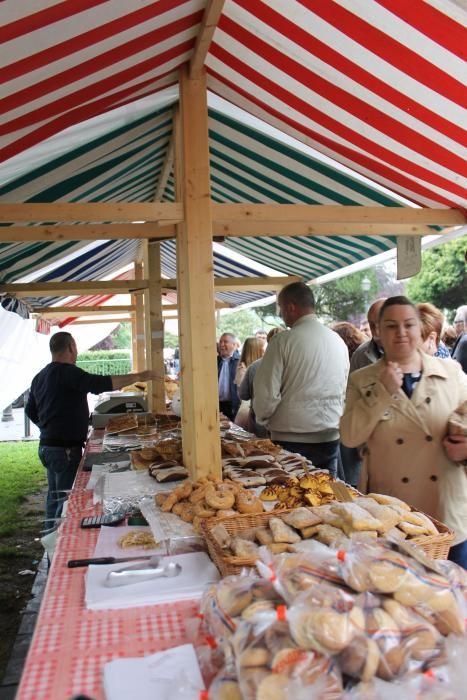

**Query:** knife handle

left=67, top=557, right=115, bottom=568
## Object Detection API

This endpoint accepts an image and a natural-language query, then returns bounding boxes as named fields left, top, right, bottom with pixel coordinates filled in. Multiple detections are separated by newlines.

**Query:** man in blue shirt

left=26, top=331, right=157, bottom=531
left=217, top=332, right=240, bottom=421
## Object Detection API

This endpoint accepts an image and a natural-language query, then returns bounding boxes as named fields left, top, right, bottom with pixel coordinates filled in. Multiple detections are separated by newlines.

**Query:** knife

left=67, top=555, right=154, bottom=568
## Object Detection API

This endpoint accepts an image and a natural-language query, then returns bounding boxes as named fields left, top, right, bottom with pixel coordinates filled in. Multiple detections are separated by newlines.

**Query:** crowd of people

left=218, top=284, right=467, bottom=568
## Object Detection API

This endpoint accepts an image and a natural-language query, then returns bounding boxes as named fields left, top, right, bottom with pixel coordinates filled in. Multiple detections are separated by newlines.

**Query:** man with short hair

left=26, top=331, right=158, bottom=530
left=452, top=305, right=467, bottom=373
left=217, top=332, right=240, bottom=421
left=349, top=298, right=386, bottom=372
left=255, top=329, right=268, bottom=349
left=253, top=282, right=349, bottom=475
left=453, top=305, right=467, bottom=338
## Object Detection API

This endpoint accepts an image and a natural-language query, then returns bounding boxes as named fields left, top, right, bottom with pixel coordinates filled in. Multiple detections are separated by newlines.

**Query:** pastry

left=282, top=507, right=321, bottom=529
left=269, top=517, right=301, bottom=544
left=210, top=523, right=232, bottom=549
left=231, top=537, right=259, bottom=559
left=255, top=527, right=274, bottom=545
left=367, top=493, right=411, bottom=511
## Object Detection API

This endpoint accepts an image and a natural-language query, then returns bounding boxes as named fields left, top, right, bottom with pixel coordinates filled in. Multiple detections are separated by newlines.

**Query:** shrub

left=76, top=350, right=131, bottom=375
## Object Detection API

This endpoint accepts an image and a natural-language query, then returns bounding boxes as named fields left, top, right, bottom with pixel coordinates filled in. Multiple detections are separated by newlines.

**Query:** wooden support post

left=146, top=243, right=166, bottom=412
left=130, top=311, right=138, bottom=371
left=134, top=262, right=146, bottom=372
left=175, top=67, right=221, bottom=479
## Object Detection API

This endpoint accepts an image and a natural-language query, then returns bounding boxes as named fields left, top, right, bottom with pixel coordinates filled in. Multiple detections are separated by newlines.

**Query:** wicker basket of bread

left=202, top=494, right=454, bottom=577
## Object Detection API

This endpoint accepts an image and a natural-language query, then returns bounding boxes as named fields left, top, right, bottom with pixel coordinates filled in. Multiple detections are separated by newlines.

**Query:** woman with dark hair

left=340, top=296, right=467, bottom=567
left=332, top=322, right=367, bottom=360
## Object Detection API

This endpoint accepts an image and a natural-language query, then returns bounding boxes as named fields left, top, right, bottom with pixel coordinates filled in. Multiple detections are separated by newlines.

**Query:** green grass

left=0, top=442, right=47, bottom=536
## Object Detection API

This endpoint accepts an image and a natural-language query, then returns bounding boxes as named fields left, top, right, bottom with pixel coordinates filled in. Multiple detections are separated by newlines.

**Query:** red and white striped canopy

left=2, top=0, right=465, bottom=210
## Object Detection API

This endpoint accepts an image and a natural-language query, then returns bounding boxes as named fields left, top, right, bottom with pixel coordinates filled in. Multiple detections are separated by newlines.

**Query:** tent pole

left=175, top=66, right=221, bottom=480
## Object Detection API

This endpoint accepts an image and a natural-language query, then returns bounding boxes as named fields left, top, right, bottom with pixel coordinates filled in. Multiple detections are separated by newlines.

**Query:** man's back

left=26, top=361, right=111, bottom=445
left=253, top=315, right=349, bottom=441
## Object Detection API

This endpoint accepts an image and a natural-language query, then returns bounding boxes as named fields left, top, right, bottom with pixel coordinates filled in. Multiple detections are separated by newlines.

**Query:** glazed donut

left=205, top=487, right=235, bottom=510
left=194, top=502, right=217, bottom=518
left=236, top=491, right=264, bottom=515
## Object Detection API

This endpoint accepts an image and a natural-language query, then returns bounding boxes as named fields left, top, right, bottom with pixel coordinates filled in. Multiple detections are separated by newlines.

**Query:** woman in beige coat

left=340, top=296, right=467, bottom=567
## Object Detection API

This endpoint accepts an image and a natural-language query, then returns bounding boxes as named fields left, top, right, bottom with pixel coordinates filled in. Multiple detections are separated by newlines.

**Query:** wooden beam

left=67, top=317, right=130, bottom=325
left=189, top=0, right=225, bottom=78
left=0, top=223, right=175, bottom=242
left=211, top=203, right=466, bottom=226
left=0, top=280, right=149, bottom=298
left=146, top=243, right=166, bottom=412
left=161, top=275, right=301, bottom=292
left=134, top=262, right=146, bottom=373
left=154, top=137, right=174, bottom=202
left=177, top=68, right=221, bottom=479
left=162, top=301, right=232, bottom=311
left=213, top=221, right=437, bottom=237
left=0, top=202, right=183, bottom=223
left=32, top=305, right=135, bottom=318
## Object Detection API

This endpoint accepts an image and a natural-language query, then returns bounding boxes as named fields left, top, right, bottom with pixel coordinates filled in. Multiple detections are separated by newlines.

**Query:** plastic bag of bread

left=200, top=576, right=256, bottom=642
left=230, top=603, right=343, bottom=700
left=255, top=543, right=343, bottom=604
left=287, top=582, right=363, bottom=656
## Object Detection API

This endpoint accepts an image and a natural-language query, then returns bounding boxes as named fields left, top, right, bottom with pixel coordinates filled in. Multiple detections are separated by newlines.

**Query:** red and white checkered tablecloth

left=16, top=439, right=199, bottom=700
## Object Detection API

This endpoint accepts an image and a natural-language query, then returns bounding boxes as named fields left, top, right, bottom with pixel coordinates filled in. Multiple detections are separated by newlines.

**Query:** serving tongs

left=104, top=556, right=182, bottom=587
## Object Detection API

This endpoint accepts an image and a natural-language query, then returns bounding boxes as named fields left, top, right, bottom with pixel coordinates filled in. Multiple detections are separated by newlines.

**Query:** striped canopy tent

left=1, top=100, right=410, bottom=307
left=1, top=1, right=465, bottom=301
left=1, top=0, right=466, bottom=476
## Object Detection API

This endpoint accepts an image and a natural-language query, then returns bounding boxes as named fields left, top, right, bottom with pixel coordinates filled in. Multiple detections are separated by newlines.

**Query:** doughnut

left=189, top=486, right=208, bottom=504
left=236, top=491, right=264, bottom=515
left=194, top=503, right=216, bottom=518
left=205, top=487, right=235, bottom=510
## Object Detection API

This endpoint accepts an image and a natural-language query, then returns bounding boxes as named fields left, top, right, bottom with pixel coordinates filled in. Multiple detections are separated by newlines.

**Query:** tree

left=216, top=308, right=279, bottom=341
left=406, top=238, right=466, bottom=316
left=111, top=322, right=131, bottom=349
left=314, top=269, right=380, bottom=322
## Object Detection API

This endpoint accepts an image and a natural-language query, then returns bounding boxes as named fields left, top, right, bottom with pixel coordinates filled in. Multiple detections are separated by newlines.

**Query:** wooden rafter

left=0, top=223, right=173, bottom=242
left=32, top=305, right=135, bottom=317
left=211, top=204, right=466, bottom=226
left=0, top=280, right=149, bottom=297
left=189, top=0, right=225, bottom=78
left=161, top=275, right=300, bottom=292
left=0, top=202, right=182, bottom=223
left=154, top=136, right=174, bottom=202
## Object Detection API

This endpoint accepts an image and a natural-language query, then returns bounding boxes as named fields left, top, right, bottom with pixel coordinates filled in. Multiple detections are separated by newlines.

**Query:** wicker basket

left=201, top=510, right=290, bottom=577
left=202, top=509, right=454, bottom=577
left=410, top=515, right=454, bottom=560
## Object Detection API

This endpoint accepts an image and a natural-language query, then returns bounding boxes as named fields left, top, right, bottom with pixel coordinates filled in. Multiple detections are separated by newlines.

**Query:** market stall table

left=15, top=434, right=199, bottom=700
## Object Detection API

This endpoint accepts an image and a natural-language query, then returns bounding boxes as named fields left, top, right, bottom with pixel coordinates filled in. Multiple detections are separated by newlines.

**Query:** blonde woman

left=234, top=337, right=265, bottom=387
left=234, top=336, right=266, bottom=430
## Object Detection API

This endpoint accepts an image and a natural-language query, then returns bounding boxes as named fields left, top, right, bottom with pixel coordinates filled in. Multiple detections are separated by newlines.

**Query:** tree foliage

left=216, top=308, right=281, bottom=341
left=406, top=238, right=466, bottom=315
left=314, top=269, right=380, bottom=322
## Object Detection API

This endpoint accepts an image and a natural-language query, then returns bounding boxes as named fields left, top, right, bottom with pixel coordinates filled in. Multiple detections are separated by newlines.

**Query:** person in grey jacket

left=253, top=282, right=349, bottom=476
left=349, top=298, right=386, bottom=372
